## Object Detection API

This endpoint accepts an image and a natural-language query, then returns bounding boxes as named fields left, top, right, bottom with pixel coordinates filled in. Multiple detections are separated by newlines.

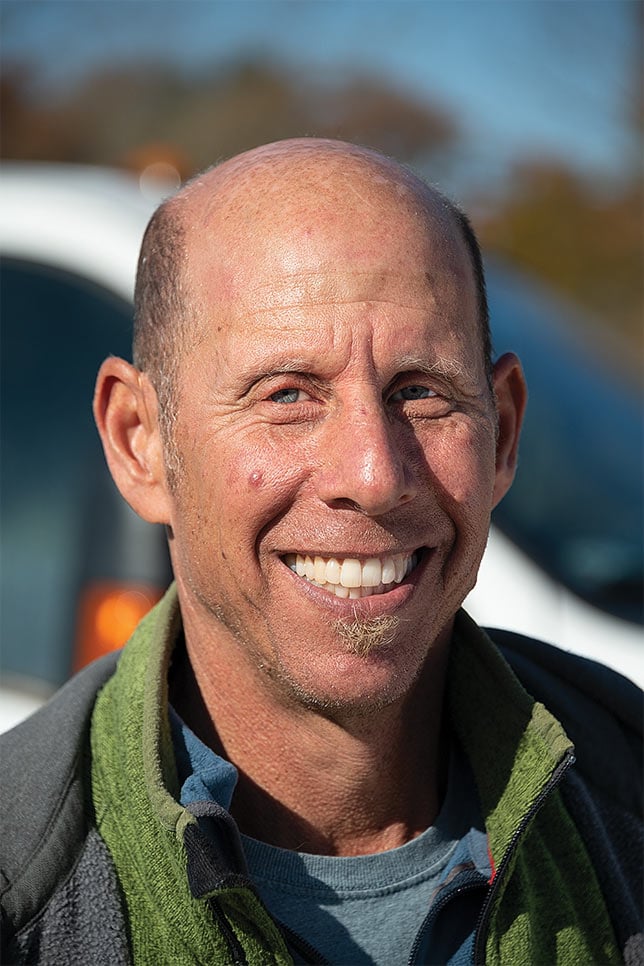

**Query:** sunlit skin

left=95, top=140, right=526, bottom=854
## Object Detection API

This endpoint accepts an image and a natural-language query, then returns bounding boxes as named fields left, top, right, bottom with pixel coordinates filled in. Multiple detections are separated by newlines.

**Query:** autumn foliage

left=1, top=59, right=641, bottom=361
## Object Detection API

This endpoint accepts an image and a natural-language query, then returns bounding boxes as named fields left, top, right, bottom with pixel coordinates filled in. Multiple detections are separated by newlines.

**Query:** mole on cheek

left=248, top=470, right=264, bottom=488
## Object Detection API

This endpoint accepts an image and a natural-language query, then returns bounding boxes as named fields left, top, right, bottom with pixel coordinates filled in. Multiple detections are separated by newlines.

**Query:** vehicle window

left=488, top=267, right=643, bottom=625
left=0, top=258, right=169, bottom=687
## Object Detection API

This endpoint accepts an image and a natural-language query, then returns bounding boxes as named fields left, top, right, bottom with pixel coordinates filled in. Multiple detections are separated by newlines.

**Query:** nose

left=316, top=400, right=419, bottom=516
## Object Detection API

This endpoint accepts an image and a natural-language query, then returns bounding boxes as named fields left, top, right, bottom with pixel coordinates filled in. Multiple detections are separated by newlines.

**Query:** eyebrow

left=232, top=356, right=324, bottom=394
left=253, top=358, right=320, bottom=378
left=237, top=355, right=477, bottom=403
left=394, top=354, right=484, bottom=399
left=229, top=344, right=479, bottom=401
left=395, top=355, right=464, bottom=379
left=244, top=355, right=466, bottom=382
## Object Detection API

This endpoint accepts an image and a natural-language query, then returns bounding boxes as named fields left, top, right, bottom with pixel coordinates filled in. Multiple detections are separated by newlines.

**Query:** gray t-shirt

left=242, top=744, right=482, bottom=964
left=171, top=709, right=485, bottom=964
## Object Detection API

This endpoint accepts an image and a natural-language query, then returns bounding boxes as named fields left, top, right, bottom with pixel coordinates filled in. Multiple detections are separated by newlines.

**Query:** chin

left=267, top=638, right=429, bottom=719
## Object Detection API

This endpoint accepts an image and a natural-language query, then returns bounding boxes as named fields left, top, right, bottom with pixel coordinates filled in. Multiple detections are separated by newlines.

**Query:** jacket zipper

left=277, top=920, right=331, bottom=964
left=407, top=868, right=488, bottom=965
left=472, top=748, right=576, bottom=965
left=208, top=896, right=249, bottom=965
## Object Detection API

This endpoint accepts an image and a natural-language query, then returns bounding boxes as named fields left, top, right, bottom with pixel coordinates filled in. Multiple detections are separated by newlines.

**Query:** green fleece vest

left=90, top=586, right=620, bottom=964
left=449, top=614, right=620, bottom=964
left=90, top=588, right=291, bottom=965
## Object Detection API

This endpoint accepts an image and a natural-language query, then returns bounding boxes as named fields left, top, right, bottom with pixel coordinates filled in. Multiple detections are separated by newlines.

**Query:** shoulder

left=1, top=652, right=120, bottom=933
left=486, top=629, right=644, bottom=953
left=487, top=627, right=642, bottom=812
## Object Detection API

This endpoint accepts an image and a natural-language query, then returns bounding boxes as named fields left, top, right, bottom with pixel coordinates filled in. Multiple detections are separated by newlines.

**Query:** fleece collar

left=447, top=610, right=574, bottom=867
left=90, top=584, right=292, bottom=966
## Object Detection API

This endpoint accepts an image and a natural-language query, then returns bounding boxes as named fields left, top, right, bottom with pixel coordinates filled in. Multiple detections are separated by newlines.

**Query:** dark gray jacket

left=1, top=628, right=642, bottom=965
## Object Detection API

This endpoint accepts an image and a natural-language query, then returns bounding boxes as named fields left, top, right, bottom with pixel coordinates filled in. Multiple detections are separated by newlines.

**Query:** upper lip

left=279, top=547, right=426, bottom=559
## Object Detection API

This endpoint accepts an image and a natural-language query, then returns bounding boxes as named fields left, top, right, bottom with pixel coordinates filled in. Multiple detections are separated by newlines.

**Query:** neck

left=170, top=615, right=451, bottom=857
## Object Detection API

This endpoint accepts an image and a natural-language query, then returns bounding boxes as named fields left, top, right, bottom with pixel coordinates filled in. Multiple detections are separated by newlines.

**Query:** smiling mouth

left=282, top=550, right=423, bottom=599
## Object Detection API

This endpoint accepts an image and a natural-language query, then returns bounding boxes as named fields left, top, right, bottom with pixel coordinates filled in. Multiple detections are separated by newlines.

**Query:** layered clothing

left=1, top=586, right=641, bottom=964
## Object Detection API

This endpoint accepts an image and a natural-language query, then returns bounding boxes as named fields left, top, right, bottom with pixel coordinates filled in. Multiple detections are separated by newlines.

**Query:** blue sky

left=2, top=0, right=639, bottom=196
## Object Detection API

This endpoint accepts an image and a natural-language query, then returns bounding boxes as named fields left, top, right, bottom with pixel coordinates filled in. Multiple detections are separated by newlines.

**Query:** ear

left=491, top=352, right=527, bottom=508
left=93, top=357, right=173, bottom=524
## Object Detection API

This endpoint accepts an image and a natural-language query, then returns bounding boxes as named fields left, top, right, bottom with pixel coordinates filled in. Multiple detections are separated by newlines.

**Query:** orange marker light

left=73, top=581, right=163, bottom=672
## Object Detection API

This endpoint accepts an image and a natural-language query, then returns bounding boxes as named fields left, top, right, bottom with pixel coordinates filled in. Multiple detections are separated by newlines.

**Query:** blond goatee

left=333, top=615, right=400, bottom=657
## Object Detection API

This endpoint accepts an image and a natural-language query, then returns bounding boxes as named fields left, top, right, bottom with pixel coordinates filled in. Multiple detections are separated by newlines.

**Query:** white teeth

left=394, top=555, right=406, bottom=583
left=325, top=557, right=341, bottom=584
left=340, top=558, right=362, bottom=588
left=361, top=558, right=382, bottom=587
left=285, top=551, right=421, bottom=599
left=381, top=557, right=396, bottom=584
left=314, top=556, right=327, bottom=584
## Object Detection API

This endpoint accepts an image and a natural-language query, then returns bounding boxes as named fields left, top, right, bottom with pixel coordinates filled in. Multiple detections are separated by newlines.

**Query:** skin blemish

left=249, top=470, right=264, bottom=488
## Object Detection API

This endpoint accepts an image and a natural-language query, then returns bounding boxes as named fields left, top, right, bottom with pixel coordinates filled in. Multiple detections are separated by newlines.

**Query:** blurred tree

left=478, top=3, right=642, bottom=364
left=478, top=160, right=643, bottom=360
left=0, top=60, right=455, bottom=170
left=2, top=57, right=640, bottom=361
left=305, top=75, right=455, bottom=160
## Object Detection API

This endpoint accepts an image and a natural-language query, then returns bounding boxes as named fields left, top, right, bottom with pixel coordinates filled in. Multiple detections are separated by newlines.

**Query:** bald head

left=133, top=139, right=491, bottom=453
left=173, top=139, right=457, bottom=231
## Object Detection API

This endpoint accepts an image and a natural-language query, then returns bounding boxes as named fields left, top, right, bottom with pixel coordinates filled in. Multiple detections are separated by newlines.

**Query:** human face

left=166, top=188, right=500, bottom=713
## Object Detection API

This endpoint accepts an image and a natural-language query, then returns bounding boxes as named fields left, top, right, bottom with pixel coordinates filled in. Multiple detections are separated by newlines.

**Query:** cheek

left=221, top=462, right=267, bottom=497
left=224, top=462, right=276, bottom=495
left=219, top=436, right=311, bottom=527
left=424, top=421, right=497, bottom=510
left=224, top=449, right=298, bottom=496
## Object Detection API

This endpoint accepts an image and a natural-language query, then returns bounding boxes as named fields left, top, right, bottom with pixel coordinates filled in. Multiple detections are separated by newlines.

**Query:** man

left=1, top=140, right=641, bottom=965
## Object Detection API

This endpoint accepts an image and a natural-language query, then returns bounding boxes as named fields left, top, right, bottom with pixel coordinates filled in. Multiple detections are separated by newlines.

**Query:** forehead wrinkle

left=239, top=298, right=434, bottom=318
left=234, top=270, right=439, bottom=315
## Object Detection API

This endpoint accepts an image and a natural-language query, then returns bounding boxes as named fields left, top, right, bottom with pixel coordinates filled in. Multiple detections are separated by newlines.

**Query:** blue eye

left=391, top=385, right=436, bottom=401
left=269, top=388, right=301, bottom=404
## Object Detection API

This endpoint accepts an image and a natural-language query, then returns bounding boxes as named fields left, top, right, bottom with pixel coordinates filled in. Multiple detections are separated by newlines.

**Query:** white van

left=1, top=163, right=641, bottom=732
